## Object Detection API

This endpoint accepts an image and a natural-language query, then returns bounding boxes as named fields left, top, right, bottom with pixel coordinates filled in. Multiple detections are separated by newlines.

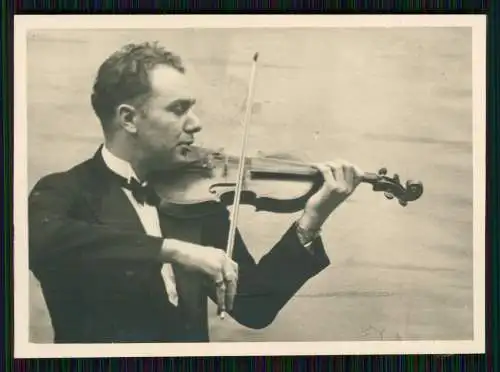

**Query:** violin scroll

left=363, top=167, right=423, bottom=206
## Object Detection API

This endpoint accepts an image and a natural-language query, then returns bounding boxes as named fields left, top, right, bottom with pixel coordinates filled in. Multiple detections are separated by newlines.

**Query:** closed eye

left=166, top=99, right=196, bottom=116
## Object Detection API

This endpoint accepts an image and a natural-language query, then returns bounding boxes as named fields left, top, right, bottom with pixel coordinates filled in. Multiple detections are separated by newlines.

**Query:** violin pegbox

left=371, top=167, right=423, bottom=206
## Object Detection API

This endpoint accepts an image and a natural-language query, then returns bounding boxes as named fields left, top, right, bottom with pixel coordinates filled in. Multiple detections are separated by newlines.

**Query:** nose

left=183, top=111, right=202, bottom=134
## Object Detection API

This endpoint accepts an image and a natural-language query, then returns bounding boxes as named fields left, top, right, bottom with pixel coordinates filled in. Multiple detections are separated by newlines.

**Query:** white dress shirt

left=101, top=145, right=179, bottom=306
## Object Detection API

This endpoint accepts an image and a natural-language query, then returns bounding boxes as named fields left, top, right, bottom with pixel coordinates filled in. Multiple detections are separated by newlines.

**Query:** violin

left=148, top=51, right=423, bottom=222
left=148, top=145, right=424, bottom=219
left=150, top=52, right=424, bottom=320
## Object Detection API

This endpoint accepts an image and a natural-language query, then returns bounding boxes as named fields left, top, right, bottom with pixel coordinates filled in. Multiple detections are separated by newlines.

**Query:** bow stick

left=220, top=52, right=259, bottom=319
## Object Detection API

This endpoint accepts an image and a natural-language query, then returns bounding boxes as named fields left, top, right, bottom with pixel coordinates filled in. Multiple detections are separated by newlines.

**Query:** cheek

left=141, top=112, right=182, bottom=145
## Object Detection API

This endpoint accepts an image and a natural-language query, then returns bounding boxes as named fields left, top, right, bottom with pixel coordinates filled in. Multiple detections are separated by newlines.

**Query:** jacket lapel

left=86, top=146, right=146, bottom=233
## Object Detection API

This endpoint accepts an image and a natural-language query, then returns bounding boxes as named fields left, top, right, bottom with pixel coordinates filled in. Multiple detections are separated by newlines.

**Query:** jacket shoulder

left=30, top=157, right=96, bottom=194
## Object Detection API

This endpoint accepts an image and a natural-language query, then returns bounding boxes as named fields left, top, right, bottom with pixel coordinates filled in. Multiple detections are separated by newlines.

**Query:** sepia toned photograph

left=14, top=15, right=486, bottom=357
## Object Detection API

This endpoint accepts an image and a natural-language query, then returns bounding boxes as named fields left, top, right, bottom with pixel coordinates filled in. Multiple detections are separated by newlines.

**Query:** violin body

left=149, top=146, right=322, bottom=218
left=148, top=146, right=424, bottom=219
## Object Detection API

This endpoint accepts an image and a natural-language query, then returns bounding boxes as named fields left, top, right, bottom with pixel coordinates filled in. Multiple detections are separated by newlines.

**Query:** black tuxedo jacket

left=28, top=147, right=330, bottom=343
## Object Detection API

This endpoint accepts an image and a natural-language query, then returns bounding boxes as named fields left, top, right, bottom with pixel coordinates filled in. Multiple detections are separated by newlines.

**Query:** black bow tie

left=121, top=177, right=161, bottom=207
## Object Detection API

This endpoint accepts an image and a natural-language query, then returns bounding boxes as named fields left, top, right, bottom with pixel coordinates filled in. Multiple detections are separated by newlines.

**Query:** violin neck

left=250, top=168, right=319, bottom=181
left=360, top=172, right=379, bottom=184
left=249, top=159, right=319, bottom=181
left=250, top=165, right=379, bottom=185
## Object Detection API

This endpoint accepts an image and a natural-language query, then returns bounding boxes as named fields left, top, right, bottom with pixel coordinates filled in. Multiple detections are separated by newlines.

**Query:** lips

left=177, top=141, right=194, bottom=157
left=178, top=139, right=194, bottom=147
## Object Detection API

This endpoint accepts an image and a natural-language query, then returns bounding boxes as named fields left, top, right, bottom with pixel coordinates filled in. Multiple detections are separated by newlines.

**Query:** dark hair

left=90, top=41, right=185, bottom=128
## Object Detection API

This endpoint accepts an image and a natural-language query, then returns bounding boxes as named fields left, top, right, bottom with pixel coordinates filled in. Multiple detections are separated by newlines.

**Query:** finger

left=341, top=162, right=364, bottom=190
left=314, top=163, right=336, bottom=188
left=335, top=160, right=354, bottom=191
left=329, top=161, right=345, bottom=184
left=353, top=164, right=365, bottom=181
left=215, top=278, right=226, bottom=316
left=223, top=260, right=238, bottom=312
left=225, top=278, right=238, bottom=312
left=214, top=269, right=226, bottom=315
left=325, top=161, right=348, bottom=194
left=232, top=260, right=239, bottom=276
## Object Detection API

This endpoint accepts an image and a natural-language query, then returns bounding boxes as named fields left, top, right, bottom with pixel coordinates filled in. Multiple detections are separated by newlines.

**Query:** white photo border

left=13, top=14, right=487, bottom=358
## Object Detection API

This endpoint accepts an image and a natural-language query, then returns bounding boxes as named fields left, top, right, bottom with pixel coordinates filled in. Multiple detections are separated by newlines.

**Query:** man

left=28, top=42, right=363, bottom=343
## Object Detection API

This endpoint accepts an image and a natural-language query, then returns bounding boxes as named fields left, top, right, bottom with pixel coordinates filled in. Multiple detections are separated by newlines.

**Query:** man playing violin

left=29, top=42, right=364, bottom=343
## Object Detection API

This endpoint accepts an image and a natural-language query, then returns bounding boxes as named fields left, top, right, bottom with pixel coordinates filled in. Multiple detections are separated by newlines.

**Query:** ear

left=116, top=104, right=139, bottom=134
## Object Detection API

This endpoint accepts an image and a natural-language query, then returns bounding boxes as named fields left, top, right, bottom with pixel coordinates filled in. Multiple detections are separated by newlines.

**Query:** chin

left=148, top=146, right=191, bottom=172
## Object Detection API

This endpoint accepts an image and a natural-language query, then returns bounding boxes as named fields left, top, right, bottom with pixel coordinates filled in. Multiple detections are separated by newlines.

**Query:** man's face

left=133, top=64, right=201, bottom=170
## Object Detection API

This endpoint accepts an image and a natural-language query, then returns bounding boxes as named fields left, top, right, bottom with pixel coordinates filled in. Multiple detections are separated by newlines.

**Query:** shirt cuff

left=295, top=220, right=322, bottom=253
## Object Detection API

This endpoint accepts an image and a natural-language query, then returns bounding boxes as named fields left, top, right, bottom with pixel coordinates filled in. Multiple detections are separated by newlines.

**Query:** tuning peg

left=384, top=192, right=394, bottom=200
left=393, top=173, right=400, bottom=183
left=399, top=200, right=408, bottom=207
left=378, top=168, right=387, bottom=176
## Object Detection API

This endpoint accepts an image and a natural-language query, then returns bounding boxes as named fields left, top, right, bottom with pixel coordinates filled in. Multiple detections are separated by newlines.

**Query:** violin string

left=225, top=154, right=318, bottom=175
left=225, top=53, right=259, bottom=262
